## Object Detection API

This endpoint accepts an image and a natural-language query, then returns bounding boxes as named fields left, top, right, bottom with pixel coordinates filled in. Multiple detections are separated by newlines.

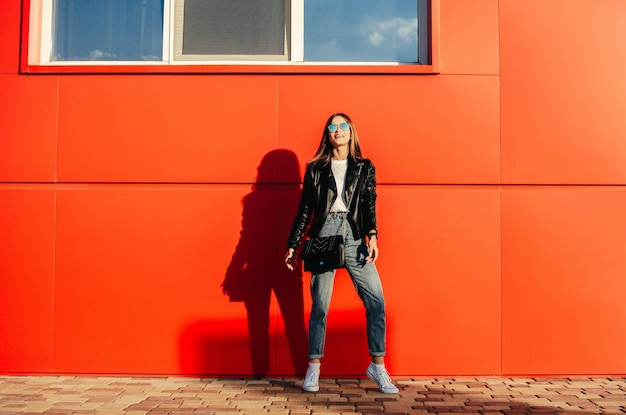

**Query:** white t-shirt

left=330, top=159, right=348, bottom=212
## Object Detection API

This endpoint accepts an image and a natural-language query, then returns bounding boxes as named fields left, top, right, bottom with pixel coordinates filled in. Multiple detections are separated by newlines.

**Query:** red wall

left=2, top=0, right=626, bottom=376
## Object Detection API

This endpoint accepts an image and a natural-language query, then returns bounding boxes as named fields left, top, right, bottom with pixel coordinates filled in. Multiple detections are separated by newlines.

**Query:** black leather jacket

left=287, top=158, right=377, bottom=250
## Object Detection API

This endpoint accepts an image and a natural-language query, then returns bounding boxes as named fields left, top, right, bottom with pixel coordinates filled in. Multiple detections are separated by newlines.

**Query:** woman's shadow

left=221, top=149, right=308, bottom=377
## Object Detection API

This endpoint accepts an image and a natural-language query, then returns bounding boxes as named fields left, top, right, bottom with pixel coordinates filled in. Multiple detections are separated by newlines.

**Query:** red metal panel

left=502, top=187, right=626, bottom=375
left=53, top=186, right=253, bottom=374
left=277, top=75, right=500, bottom=185
left=500, top=0, right=626, bottom=184
left=53, top=183, right=311, bottom=376
left=274, top=154, right=310, bottom=376
left=0, top=187, right=55, bottom=373
left=0, top=0, right=20, bottom=74
left=0, top=74, right=58, bottom=182
left=57, top=75, right=279, bottom=183
left=377, top=186, right=502, bottom=375
left=438, top=0, right=500, bottom=75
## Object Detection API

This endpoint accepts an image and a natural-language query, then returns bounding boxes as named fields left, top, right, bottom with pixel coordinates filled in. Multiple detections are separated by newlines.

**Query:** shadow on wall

left=179, top=150, right=370, bottom=377
left=179, top=309, right=369, bottom=377
left=223, top=150, right=309, bottom=376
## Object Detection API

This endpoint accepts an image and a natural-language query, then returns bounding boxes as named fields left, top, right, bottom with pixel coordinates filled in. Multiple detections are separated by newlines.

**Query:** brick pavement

left=1, top=376, right=625, bottom=414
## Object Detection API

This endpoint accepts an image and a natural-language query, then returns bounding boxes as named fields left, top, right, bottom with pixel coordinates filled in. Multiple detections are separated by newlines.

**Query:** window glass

left=304, top=0, right=418, bottom=63
left=51, top=0, right=164, bottom=61
left=181, top=0, right=286, bottom=57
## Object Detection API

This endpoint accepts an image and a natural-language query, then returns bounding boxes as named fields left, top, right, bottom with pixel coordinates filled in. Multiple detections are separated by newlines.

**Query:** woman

left=285, top=113, right=397, bottom=394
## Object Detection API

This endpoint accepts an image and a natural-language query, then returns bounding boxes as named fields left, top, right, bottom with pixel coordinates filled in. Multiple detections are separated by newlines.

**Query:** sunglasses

left=327, top=122, right=350, bottom=133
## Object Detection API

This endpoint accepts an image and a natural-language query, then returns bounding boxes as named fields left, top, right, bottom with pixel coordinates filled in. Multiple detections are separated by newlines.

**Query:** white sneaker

left=303, top=364, right=320, bottom=392
left=366, top=362, right=399, bottom=394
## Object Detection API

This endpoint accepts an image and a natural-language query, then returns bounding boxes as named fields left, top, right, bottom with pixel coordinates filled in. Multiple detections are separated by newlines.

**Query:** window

left=27, top=0, right=433, bottom=70
left=51, top=0, right=164, bottom=61
left=303, top=0, right=419, bottom=63
left=174, top=0, right=289, bottom=61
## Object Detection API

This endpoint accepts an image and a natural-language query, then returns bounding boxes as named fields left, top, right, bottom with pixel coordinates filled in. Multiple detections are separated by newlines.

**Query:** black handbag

left=300, top=235, right=346, bottom=273
left=300, top=163, right=363, bottom=274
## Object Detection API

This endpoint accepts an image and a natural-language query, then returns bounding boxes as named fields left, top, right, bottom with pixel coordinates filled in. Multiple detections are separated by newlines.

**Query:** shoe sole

left=302, top=385, right=319, bottom=392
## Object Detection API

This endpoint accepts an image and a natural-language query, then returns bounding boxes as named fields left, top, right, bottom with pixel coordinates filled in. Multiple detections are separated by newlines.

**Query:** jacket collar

left=321, top=158, right=363, bottom=196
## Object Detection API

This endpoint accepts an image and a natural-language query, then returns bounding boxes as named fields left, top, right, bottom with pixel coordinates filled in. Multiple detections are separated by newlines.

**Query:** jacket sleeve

left=361, top=160, right=377, bottom=235
left=287, top=165, right=315, bottom=250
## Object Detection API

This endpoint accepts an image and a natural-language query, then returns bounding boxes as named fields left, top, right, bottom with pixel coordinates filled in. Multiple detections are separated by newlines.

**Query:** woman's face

left=327, top=116, right=351, bottom=149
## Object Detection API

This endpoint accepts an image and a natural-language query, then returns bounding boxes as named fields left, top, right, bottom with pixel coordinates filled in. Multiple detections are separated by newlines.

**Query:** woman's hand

left=285, top=248, right=297, bottom=271
left=366, top=236, right=379, bottom=262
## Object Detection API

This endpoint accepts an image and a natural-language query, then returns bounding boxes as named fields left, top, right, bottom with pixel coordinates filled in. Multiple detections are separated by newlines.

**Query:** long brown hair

left=309, top=113, right=363, bottom=165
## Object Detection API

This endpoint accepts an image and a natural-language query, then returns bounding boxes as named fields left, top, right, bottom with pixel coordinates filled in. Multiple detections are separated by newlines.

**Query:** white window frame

left=27, top=0, right=431, bottom=67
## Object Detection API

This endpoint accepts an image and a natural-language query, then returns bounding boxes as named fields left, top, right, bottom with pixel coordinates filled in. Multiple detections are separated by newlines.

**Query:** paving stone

left=3, top=376, right=626, bottom=414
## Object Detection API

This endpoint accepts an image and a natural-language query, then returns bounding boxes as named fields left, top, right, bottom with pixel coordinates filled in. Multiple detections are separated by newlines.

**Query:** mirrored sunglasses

left=327, top=122, right=350, bottom=133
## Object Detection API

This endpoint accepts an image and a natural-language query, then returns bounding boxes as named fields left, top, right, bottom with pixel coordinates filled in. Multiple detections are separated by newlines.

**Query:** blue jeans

left=308, top=212, right=387, bottom=359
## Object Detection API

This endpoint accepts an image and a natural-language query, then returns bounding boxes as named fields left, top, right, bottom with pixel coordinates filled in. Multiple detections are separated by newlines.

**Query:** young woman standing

left=285, top=113, right=397, bottom=394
